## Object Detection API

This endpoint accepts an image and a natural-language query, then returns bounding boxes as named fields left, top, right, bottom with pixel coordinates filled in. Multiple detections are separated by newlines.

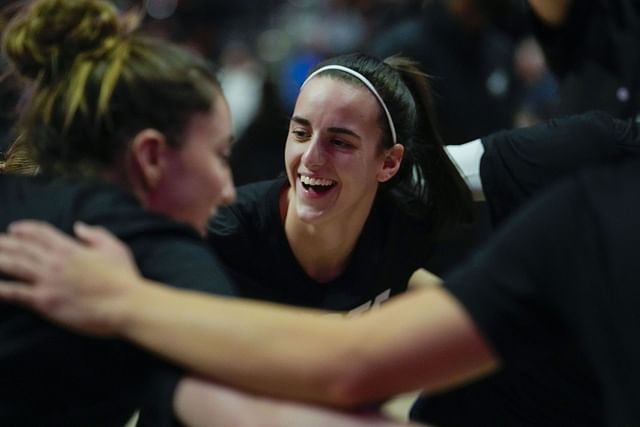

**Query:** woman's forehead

left=294, top=76, right=379, bottom=119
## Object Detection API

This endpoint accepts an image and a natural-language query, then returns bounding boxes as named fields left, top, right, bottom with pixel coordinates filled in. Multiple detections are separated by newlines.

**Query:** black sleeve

left=480, top=110, right=639, bottom=224
left=443, top=176, right=597, bottom=366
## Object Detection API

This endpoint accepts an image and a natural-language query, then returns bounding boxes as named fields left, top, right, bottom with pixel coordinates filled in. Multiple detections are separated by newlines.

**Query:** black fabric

left=480, top=110, right=640, bottom=225
left=207, top=177, right=434, bottom=313
left=530, top=0, right=640, bottom=118
left=443, top=157, right=640, bottom=426
left=0, top=174, right=236, bottom=427
left=411, top=111, right=640, bottom=426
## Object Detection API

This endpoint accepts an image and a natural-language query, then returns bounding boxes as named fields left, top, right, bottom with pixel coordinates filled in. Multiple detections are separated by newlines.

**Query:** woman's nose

left=301, top=139, right=326, bottom=169
left=221, top=169, right=236, bottom=205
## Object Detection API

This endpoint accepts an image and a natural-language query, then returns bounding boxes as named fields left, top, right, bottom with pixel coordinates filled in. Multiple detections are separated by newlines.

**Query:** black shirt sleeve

left=480, top=110, right=639, bottom=224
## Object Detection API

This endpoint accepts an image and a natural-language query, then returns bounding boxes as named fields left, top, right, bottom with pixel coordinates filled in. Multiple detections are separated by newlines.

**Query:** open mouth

left=299, top=175, right=336, bottom=194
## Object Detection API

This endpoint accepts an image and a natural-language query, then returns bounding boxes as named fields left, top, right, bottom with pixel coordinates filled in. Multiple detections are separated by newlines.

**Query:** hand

left=0, top=220, right=141, bottom=335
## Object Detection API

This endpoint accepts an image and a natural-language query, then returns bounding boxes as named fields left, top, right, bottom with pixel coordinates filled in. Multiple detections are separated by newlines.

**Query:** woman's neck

left=279, top=187, right=372, bottom=283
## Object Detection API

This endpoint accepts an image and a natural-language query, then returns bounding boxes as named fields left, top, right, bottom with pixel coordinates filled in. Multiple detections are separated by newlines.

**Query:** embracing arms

left=0, top=221, right=496, bottom=408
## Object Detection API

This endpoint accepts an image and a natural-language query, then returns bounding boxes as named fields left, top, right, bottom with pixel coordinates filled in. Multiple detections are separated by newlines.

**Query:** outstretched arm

left=0, top=220, right=497, bottom=407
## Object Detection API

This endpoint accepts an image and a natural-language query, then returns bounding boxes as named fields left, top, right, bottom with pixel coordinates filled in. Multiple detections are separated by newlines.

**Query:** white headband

left=301, top=65, right=398, bottom=144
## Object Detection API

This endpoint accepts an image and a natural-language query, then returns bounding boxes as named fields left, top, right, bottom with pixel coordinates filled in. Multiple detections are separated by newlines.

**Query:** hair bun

left=3, top=0, right=121, bottom=80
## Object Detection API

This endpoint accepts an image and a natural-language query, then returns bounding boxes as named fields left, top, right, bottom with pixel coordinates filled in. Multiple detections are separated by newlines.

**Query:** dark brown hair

left=309, top=53, right=474, bottom=232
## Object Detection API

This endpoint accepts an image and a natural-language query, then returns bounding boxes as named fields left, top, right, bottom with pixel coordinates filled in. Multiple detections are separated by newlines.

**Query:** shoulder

left=0, top=175, right=235, bottom=295
left=209, top=177, right=285, bottom=236
left=0, top=174, right=142, bottom=232
left=207, top=178, right=286, bottom=272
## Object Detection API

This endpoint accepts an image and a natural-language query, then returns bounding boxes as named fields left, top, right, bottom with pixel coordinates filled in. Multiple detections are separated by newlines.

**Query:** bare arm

left=528, top=0, right=572, bottom=27
left=174, top=377, right=424, bottom=427
left=0, top=221, right=497, bottom=407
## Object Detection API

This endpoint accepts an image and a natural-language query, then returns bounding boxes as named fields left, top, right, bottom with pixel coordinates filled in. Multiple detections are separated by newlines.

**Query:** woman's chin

left=293, top=202, right=333, bottom=225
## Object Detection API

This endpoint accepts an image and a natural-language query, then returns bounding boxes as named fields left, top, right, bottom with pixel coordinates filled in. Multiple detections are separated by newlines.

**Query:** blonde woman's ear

left=129, top=128, right=168, bottom=191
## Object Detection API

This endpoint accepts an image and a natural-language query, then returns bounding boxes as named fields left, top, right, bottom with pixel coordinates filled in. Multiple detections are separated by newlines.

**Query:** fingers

left=0, top=280, right=36, bottom=305
left=74, top=222, right=119, bottom=249
left=8, top=220, right=77, bottom=255
left=0, top=235, right=46, bottom=281
left=74, top=222, right=135, bottom=267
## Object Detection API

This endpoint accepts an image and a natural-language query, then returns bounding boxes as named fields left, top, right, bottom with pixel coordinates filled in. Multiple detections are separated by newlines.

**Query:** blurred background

left=1, top=0, right=561, bottom=184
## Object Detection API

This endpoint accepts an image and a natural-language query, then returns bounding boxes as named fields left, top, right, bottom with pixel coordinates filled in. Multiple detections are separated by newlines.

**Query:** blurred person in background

left=528, top=0, right=640, bottom=118
left=218, top=41, right=290, bottom=185
left=367, top=0, right=526, bottom=145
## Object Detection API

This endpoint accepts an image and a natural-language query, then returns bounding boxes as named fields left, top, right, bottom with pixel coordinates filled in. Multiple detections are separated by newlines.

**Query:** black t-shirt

left=444, top=157, right=640, bottom=426
left=207, top=177, right=433, bottom=314
left=0, top=174, right=236, bottom=427
left=411, top=111, right=640, bottom=426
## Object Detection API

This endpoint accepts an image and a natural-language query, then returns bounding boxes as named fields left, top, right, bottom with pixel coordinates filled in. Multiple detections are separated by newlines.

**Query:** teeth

left=300, top=175, right=335, bottom=187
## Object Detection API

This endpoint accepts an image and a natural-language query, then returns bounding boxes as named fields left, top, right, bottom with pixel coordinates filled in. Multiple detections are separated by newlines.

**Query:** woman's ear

left=377, top=144, right=405, bottom=183
left=129, top=128, right=168, bottom=192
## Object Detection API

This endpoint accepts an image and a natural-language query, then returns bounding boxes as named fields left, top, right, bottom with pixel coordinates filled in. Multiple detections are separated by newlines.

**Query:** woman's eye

left=331, top=139, right=351, bottom=148
left=291, top=129, right=309, bottom=139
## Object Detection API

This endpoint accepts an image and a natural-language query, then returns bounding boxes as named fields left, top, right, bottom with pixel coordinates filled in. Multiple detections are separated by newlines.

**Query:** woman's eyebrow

left=291, top=116, right=361, bottom=140
left=327, top=126, right=360, bottom=140
left=290, top=116, right=310, bottom=126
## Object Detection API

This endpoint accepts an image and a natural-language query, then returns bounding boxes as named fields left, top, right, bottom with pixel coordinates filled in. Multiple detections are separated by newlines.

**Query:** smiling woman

left=207, top=52, right=474, bottom=309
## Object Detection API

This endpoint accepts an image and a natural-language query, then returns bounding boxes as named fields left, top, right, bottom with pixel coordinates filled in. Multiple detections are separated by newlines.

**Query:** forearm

left=120, top=279, right=359, bottom=405
left=528, top=0, right=572, bottom=27
left=117, top=271, right=496, bottom=407
left=173, top=377, right=421, bottom=427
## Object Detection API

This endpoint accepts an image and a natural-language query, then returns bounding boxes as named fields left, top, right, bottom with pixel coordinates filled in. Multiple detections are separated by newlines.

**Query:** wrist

left=113, top=276, right=153, bottom=337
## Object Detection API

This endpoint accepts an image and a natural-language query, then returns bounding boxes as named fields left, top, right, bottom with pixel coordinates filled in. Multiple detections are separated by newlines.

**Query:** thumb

left=73, top=222, right=116, bottom=248
left=73, top=222, right=132, bottom=264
